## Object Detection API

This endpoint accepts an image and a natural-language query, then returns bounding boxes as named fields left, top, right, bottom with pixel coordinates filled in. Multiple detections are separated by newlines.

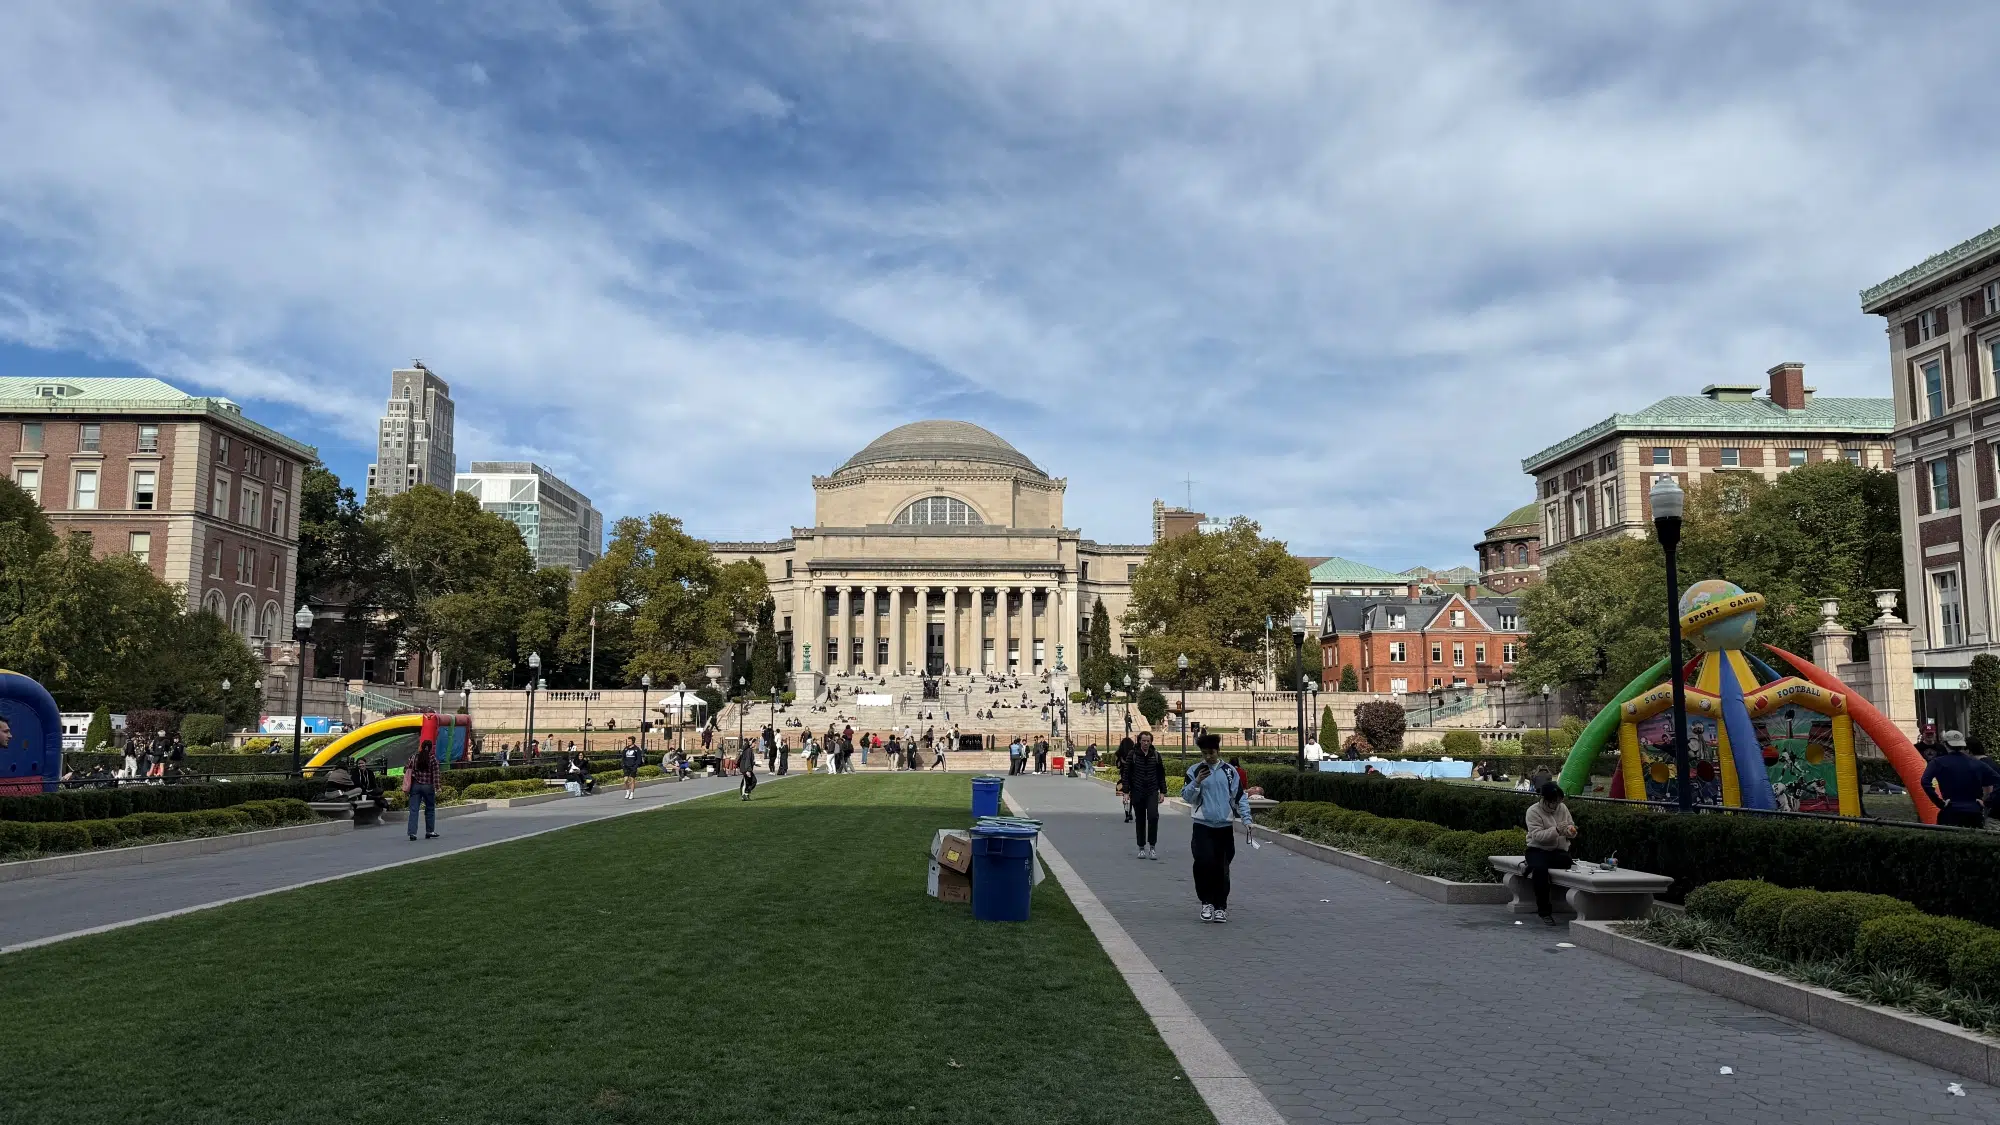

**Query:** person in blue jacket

left=1181, top=732, right=1253, bottom=923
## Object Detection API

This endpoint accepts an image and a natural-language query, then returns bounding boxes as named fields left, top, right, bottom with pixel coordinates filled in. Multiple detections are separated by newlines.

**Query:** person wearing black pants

left=1524, top=782, right=1577, bottom=922
left=1189, top=823, right=1236, bottom=913
left=1182, top=733, right=1253, bottom=922
left=1126, top=732, right=1167, bottom=859
left=737, top=742, right=758, bottom=801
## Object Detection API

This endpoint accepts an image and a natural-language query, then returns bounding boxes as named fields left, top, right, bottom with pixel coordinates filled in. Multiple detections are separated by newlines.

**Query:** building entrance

left=927, top=624, right=945, bottom=675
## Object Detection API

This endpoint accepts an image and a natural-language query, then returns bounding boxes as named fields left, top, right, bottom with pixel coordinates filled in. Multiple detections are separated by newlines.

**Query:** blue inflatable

left=0, top=670, right=63, bottom=795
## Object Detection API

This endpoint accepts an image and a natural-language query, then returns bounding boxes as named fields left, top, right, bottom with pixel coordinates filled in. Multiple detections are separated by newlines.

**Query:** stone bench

left=1490, top=855, right=1672, bottom=921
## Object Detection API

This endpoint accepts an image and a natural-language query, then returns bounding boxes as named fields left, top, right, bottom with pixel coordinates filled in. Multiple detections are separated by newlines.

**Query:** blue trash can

left=971, top=776, right=1004, bottom=818
left=970, top=825, right=1037, bottom=922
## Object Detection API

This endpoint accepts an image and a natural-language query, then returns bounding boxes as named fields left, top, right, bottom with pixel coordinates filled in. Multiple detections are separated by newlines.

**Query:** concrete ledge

left=1570, top=920, right=2000, bottom=1086
left=1250, top=825, right=1511, bottom=905
left=0, top=817, right=353, bottom=883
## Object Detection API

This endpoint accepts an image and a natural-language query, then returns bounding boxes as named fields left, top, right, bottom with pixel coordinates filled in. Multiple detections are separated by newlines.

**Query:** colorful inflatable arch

left=1556, top=581, right=1932, bottom=822
left=0, top=670, right=63, bottom=795
left=302, top=712, right=473, bottom=777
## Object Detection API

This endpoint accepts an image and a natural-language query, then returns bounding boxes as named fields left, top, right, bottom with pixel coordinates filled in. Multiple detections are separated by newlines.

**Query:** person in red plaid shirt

left=406, top=740, right=441, bottom=842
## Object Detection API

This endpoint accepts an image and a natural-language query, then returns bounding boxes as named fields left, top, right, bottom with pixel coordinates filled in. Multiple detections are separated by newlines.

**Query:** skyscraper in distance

left=367, top=362, right=455, bottom=498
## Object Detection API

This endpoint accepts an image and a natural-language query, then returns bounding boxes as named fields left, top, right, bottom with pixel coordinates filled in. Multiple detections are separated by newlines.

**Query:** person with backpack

left=620, top=735, right=645, bottom=800
left=737, top=739, right=758, bottom=801
left=1126, top=732, right=1168, bottom=860
left=1182, top=733, right=1253, bottom=922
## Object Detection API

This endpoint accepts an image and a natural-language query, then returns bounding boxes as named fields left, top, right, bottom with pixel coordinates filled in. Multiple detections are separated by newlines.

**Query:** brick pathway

left=1005, top=774, right=1999, bottom=1124
left=0, top=774, right=753, bottom=950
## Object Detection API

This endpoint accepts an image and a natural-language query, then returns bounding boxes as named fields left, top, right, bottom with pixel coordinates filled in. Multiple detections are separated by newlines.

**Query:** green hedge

left=0, top=799, right=316, bottom=858
left=1246, top=767, right=2000, bottom=926
left=0, top=779, right=324, bottom=823
left=1257, top=801, right=1507, bottom=881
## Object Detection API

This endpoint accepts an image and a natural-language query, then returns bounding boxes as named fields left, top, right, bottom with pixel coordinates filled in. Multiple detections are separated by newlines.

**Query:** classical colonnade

left=800, top=583, right=1069, bottom=677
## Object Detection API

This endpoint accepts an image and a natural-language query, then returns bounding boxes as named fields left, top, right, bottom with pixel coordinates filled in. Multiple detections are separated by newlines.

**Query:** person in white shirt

left=1304, top=738, right=1324, bottom=764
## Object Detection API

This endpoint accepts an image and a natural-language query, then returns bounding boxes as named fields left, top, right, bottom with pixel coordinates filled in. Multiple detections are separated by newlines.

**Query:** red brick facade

left=1320, top=592, right=1526, bottom=695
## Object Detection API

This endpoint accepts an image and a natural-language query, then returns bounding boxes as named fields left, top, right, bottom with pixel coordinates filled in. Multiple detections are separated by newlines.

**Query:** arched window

left=1516, top=544, right=1528, bottom=566
left=893, top=496, right=983, bottom=526
left=231, top=595, right=254, bottom=639
left=201, top=589, right=225, bottom=617
left=261, top=602, right=280, bottom=640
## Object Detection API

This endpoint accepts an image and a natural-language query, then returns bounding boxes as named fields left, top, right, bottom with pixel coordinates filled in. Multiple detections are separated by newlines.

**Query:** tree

left=0, top=476, right=54, bottom=556
left=1082, top=597, right=1119, bottom=694
left=568, top=513, right=768, bottom=687
left=1338, top=664, right=1360, bottom=692
left=1137, top=684, right=1169, bottom=728
left=1970, top=654, right=2000, bottom=754
left=82, top=705, right=112, bottom=754
left=1353, top=700, right=1406, bottom=753
left=296, top=460, right=390, bottom=671
left=746, top=598, right=786, bottom=697
left=1318, top=704, right=1338, bottom=751
left=1273, top=629, right=1320, bottom=690
left=1123, top=517, right=1310, bottom=688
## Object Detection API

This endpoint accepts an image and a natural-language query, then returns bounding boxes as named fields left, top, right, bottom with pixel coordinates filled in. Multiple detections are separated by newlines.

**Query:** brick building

left=1521, top=364, right=1893, bottom=563
left=1476, top=503, right=1541, bottom=593
left=1860, top=221, right=2000, bottom=730
left=0, top=376, right=314, bottom=644
left=1319, top=586, right=1526, bottom=696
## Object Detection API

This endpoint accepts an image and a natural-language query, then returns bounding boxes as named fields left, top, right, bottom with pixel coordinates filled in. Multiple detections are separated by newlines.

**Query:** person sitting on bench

left=1525, top=782, right=1578, bottom=924
left=565, top=751, right=596, bottom=794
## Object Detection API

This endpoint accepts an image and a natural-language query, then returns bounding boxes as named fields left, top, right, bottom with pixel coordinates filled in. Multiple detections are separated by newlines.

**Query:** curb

left=1250, top=825, right=1512, bottom=905
left=1005, top=789, right=1286, bottom=1125
left=0, top=818, right=352, bottom=883
left=467, top=775, right=688, bottom=809
left=1569, top=920, right=2000, bottom=1086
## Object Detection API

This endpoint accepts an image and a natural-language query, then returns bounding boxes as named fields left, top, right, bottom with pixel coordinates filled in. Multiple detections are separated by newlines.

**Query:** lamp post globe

left=290, top=605, right=314, bottom=776
left=1650, top=474, right=1694, bottom=811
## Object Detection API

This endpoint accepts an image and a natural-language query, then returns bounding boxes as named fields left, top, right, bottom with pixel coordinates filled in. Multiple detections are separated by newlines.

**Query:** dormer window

left=32, top=383, right=79, bottom=398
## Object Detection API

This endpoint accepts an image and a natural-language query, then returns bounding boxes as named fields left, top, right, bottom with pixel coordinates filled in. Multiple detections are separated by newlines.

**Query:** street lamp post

left=1291, top=616, right=1308, bottom=772
left=1651, top=475, right=1695, bottom=812
left=639, top=672, right=651, bottom=754
left=1122, top=673, right=1133, bottom=737
left=460, top=683, right=472, bottom=756
left=1540, top=683, right=1550, bottom=745
left=291, top=605, right=313, bottom=776
left=1103, top=682, right=1112, bottom=749
left=1175, top=653, right=1190, bottom=754
left=525, top=652, right=541, bottom=760
left=737, top=675, right=747, bottom=751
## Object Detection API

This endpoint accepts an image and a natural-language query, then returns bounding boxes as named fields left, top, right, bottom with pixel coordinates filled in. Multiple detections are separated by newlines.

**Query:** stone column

left=1000, top=586, right=1013, bottom=675
left=837, top=586, right=852, bottom=673
left=971, top=586, right=987, bottom=676
left=1809, top=598, right=1854, bottom=672
left=864, top=587, right=879, bottom=675
left=1862, top=589, right=1918, bottom=740
left=889, top=586, right=904, bottom=674
left=915, top=586, right=931, bottom=674
left=944, top=586, right=961, bottom=675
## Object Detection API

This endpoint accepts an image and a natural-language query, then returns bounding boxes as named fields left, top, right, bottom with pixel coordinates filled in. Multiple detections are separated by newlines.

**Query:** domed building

left=708, top=421, right=1151, bottom=689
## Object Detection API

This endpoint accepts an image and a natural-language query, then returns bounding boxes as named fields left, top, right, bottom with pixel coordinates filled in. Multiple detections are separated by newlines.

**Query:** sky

left=2, top=1, right=1996, bottom=568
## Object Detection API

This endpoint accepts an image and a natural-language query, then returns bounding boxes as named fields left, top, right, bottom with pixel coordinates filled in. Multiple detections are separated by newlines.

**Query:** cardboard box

left=927, top=860, right=973, bottom=904
left=932, top=830, right=973, bottom=874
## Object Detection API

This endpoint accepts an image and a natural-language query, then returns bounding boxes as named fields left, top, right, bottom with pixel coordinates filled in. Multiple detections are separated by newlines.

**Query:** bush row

left=0, top=799, right=317, bottom=858
left=1246, top=767, right=2000, bottom=927
left=1259, top=801, right=1513, bottom=881
left=453, top=765, right=670, bottom=802
left=1685, top=879, right=2000, bottom=997
left=0, top=779, right=325, bottom=823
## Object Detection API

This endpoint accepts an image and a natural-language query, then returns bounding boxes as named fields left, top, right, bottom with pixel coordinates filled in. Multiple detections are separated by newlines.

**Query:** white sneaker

left=1213, top=909, right=1228, bottom=923
left=1137, top=846, right=1149, bottom=859
left=1200, top=904, right=1215, bottom=922
left=1147, top=846, right=1159, bottom=861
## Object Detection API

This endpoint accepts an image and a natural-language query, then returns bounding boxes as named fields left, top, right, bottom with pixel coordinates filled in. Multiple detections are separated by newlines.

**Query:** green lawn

left=0, top=774, right=1214, bottom=1125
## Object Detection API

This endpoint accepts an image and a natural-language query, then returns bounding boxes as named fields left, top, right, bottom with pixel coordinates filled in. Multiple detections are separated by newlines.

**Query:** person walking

left=1182, top=733, right=1253, bottom=922
left=1922, top=730, right=1999, bottom=829
left=620, top=735, right=645, bottom=800
left=406, top=738, right=441, bottom=842
left=1524, top=782, right=1578, bottom=923
left=778, top=733, right=791, bottom=776
left=1114, top=736, right=1136, bottom=822
left=737, top=739, right=758, bottom=801
left=931, top=733, right=947, bottom=770
left=1127, top=731, right=1167, bottom=860
left=765, top=726, right=778, bottom=773
left=1008, top=737, right=1024, bottom=776
left=1082, top=741, right=1098, bottom=778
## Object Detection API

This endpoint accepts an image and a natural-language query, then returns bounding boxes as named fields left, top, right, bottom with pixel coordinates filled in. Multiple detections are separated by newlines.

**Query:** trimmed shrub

left=129, top=812, right=181, bottom=837
left=36, top=823, right=90, bottom=852
left=1775, top=891, right=1921, bottom=961
left=82, top=706, right=113, bottom=755
left=0, top=821, right=39, bottom=856
left=1429, top=829, right=1482, bottom=866
left=1353, top=701, right=1406, bottom=752
left=180, top=713, right=228, bottom=747
left=1854, top=914, right=1989, bottom=985
left=1440, top=730, right=1480, bottom=757
left=1685, top=880, right=1768, bottom=922
left=1948, top=932, right=2000, bottom=998
left=1384, top=819, right=1445, bottom=847
left=1735, top=886, right=1813, bottom=948
left=77, top=820, right=124, bottom=847
left=0, top=779, right=320, bottom=823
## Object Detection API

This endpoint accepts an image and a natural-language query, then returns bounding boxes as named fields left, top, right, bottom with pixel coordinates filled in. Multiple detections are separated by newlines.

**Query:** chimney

left=1464, top=582, right=1478, bottom=600
left=1767, top=362, right=1807, bottom=410
left=1406, top=583, right=1422, bottom=602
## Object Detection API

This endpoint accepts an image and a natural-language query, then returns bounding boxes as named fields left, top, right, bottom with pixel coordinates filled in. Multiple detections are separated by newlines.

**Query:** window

left=131, top=469, right=156, bottom=510
left=1923, top=360, right=1944, bottom=419
left=268, top=554, right=281, bottom=589
left=250, top=449, right=263, bottom=476
left=1986, top=281, right=2000, bottom=317
left=261, top=603, right=279, bottom=640
left=1844, top=448, right=1863, bottom=466
left=1503, top=642, right=1519, bottom=663
left=1601, top=483, right=1617, bottom=526
left=784, top=559, right=793, bottom=579
left=235, top=546, right=249, bottom=583
left=1387, top=610, right=1406, bottom=629
left=1544, top=506, right=1559, bottom=545
left=1475, top=643, right=1486, bottom=665
left=1389, top=678, right=1407, bottom=694
left=1430, top=642, right=1443, bottom=663
left=72, top=469, right=98, bottom=510
left=1918, top=309, right=1942, bottom=341
left=212, top=475, right=230, bottom=518
left=892, top=496, right=983, bottom=526
left=270, top=496, right=285, bottom=535
left=216, top=434, right=230, bottom=461
left=1930, top=459, right=1952, bottom=510
left=230, top=596, right=253, bottom=638
left=1934, top=570, right=1965, bottom=647
left=1788, top=448, right=1808, bottom=468
left=1127, top=564, right=1139, bottom=580
left=1651, top=447, right=1671, bottom=465
left=1571, top=495, right=1587, bottom=535
left=1499, top=611, right=1519, bottom=630
left=15, top=468, right=39, bottom=503
left=1719, top=447, right=1739, bottom=467
left=1450, top=609, right=1465, bottom=628
left=207, top=542, right=222, bottom=578
left=20, top=422, right=41, bottom=452
left=1452, top=643, right=1465, bottom=667
left=1387, top=642, right=1406, bottom=663
left=138, top=424, right=159, bottom=452
left=129, top=532, right=151, bottom=565
left=1514, top=545, right=1527, bottom=566
left=242, top=486, right=262, bottom=530
left=78, top=424, right=100, bottom=453
left=202, top=588, right=224, bottom=617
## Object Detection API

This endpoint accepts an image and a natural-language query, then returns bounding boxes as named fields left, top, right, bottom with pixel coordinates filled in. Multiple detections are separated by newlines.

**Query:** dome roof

left=836, top=420, right=1044, bottom=477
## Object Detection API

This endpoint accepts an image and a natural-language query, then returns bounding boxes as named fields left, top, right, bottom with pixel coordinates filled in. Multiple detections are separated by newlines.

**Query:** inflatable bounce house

left=1555, top=580, right=1936, bottom=823
left=301, top=711, right=472, bottom=777
left=0, top=670, right=64, bottom=795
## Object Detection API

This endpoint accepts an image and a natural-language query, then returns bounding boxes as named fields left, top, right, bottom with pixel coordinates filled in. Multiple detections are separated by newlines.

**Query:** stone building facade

left=707, top=421, right=1150, bottom=693
left=1476, top=503, right=1541, bottom=593
left=367, top=363, right=455, bottom=499
left=1861, top=221, right=2000, bottom=730
left=1522, top=364, right=1894, bottom=563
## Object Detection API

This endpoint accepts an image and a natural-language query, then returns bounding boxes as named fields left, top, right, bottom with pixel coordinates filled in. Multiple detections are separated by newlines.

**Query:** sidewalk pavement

left=1004, top=774, right=1998, bottom=1125
left=0, top=774, right=749, bottom=951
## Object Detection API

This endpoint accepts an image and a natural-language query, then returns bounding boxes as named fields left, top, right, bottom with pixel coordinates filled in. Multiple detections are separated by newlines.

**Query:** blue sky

left=2, top=1, right=1995, bottom=566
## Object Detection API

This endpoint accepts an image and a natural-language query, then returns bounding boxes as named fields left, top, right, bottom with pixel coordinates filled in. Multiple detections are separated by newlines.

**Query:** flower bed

left=0, top=799, right=319, bottom=860
left=1257, top=801, right=1507, bottom=883
left=1621, top=879, right=2000, bottom=1037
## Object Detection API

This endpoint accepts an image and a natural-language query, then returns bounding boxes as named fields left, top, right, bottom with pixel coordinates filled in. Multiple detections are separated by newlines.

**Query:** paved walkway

left=1004, top=775, right=1999, bottom=1125
left=0, top=775, right=752, bottom=950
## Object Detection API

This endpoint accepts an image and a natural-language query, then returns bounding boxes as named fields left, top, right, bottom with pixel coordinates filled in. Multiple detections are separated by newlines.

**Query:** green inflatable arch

left=1556, top=657, right=1669, bottom=795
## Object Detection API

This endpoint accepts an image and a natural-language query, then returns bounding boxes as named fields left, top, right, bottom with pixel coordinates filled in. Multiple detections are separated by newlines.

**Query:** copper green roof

left=1861, top=222, right=2000, bottom=313
left=1486, top=502, right=1539, bottom=534
left=1521, top=394, right=1891, bottom=473
left=0, top=375, right=317, bottom=458
left=1310, top=556, right=1409, bottom=584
